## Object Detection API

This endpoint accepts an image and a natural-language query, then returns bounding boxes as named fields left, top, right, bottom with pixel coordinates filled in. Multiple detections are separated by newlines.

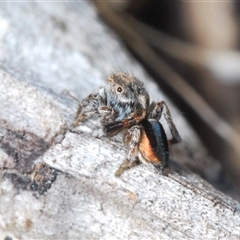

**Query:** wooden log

left=0, top=2, right=240, bottom=239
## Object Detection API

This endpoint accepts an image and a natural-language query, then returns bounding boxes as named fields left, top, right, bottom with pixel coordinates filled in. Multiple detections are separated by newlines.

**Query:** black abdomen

left=140, top=119, right=169, bottom=168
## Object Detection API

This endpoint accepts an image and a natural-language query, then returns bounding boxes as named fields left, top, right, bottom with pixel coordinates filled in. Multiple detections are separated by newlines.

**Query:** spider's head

left=106, top=73, right=149, bottom=121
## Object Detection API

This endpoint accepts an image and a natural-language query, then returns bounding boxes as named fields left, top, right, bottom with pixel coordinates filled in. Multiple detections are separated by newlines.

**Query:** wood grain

left=0, top=2, right=239, bottom=239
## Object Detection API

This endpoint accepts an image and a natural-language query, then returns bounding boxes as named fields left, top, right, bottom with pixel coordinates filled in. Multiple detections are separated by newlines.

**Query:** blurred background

left=93, top=1, right=240, bottom=199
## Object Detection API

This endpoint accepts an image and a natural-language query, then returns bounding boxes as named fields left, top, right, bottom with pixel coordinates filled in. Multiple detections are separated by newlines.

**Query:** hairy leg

left=151, top=101, right=181, bottom=145
left=115, top=125, right=141, bottom=176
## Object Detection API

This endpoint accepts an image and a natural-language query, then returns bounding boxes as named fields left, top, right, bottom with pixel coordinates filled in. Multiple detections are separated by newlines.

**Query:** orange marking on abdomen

left=139, top=130, right=161, bottom=164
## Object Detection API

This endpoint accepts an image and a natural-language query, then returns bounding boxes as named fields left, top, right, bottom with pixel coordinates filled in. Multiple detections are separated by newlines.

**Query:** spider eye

left=117, top=87, right=123, bottom=93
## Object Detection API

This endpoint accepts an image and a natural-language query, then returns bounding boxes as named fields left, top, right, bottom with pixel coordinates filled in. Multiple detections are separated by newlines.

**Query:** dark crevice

left=0, top=122, right=65, bottom=195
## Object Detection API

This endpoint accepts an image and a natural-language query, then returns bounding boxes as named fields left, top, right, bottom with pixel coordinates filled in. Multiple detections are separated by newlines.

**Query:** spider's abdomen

left=138, top=119, right=169, bottom=168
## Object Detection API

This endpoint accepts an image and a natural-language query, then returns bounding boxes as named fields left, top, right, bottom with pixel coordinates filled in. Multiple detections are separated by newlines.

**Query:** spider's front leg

left=151, top=101, right=181, bottom=145
left=72, top=87, right=114, bottom=129
left=115, top=125, right=141, bottom=176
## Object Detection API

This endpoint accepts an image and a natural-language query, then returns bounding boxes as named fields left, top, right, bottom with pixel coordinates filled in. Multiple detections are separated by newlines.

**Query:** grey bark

left=0, top=2, right=240, bottom=240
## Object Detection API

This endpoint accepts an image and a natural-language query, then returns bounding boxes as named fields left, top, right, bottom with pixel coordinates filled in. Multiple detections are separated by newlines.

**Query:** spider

left=73, top=72, right=181, bottom=176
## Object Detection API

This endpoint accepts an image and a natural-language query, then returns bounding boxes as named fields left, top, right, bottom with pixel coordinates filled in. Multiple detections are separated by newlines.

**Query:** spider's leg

left=72, top=87, right=108, bottom=128
left=104, top=118, right=136, bottom=137
left=151, top=101, right=181, bottom=145
left=115, top=125, right=141, bottom=176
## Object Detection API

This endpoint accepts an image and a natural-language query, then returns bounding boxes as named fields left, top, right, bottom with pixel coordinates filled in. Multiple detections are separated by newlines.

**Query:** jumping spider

left=73, top=72, right=181, bottom=176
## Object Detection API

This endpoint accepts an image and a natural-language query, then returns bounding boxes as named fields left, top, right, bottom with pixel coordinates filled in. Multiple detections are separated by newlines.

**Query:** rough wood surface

left=0, top=2, right=240, bottom=239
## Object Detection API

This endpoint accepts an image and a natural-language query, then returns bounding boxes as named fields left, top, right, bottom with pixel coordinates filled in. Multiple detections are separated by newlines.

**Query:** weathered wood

left=0, top=2, right=240, bottom=239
